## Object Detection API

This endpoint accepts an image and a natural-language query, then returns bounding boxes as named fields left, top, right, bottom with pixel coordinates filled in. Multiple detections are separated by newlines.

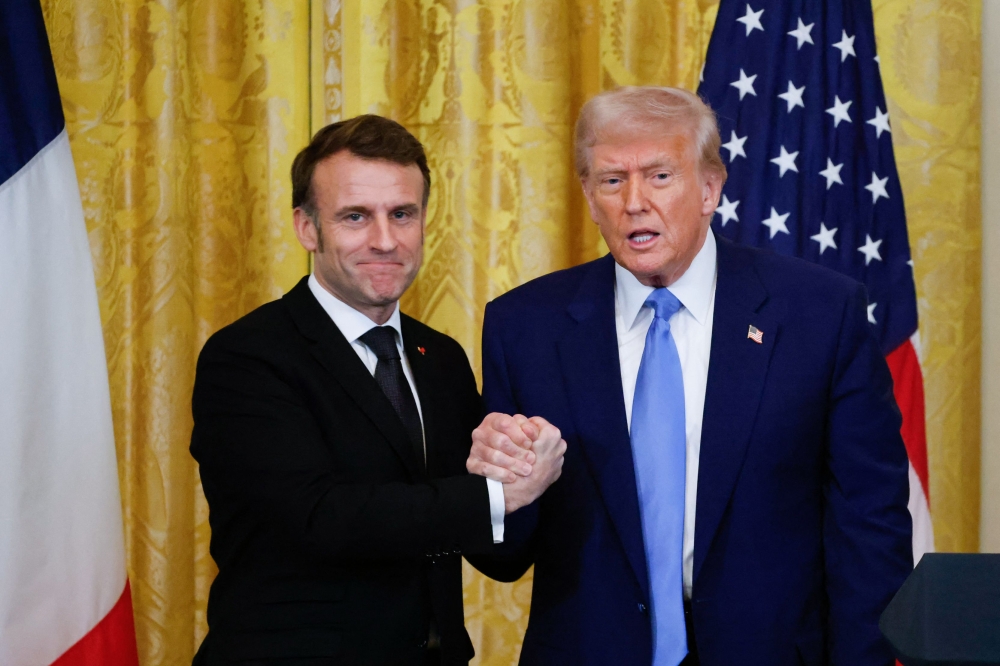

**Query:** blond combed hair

left=575, top=86, right=727, bottom=182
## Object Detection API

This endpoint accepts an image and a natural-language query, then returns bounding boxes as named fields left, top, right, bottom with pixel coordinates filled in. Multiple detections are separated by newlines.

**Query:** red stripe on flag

left=885, top=339, right=930, bottom=501
left=51, top=580, right=139, bottom=666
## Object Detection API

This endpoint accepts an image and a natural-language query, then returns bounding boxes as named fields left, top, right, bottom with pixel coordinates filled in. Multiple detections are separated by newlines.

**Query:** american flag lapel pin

left=747, top=325, right=763, bottom=344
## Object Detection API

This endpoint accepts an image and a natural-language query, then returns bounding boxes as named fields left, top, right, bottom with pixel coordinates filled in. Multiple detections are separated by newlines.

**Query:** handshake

left=466, top=413, right=568, bottom=515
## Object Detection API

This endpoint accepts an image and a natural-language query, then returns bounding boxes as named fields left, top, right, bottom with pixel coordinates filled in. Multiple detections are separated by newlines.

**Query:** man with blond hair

left=467, top=87, right=912, bottom=665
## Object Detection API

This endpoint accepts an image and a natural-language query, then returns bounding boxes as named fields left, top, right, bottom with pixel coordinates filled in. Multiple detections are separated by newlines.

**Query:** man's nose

left=624, top=177, right=649, bottom=215
left=370, top=216, right=398, bottom=252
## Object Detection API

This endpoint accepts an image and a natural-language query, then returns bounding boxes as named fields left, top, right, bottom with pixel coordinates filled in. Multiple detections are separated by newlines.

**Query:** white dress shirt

left=308, top=275, right=506, bottom=540
left=616, top=232, right=717, bottom=599
left=308, top=274, right=425, bottom=438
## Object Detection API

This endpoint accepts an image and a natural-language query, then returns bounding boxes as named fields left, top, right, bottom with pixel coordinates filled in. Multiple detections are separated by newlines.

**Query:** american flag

left=698, top=0, right=933, bottom=561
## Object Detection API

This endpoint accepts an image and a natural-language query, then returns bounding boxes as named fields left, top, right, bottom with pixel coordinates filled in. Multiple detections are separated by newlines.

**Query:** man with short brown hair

left=191, top=115, right=564, bottom=665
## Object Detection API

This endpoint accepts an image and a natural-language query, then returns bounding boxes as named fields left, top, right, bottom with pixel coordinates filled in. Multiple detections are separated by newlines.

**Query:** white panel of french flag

left=0, top=2, right=138, bottom=664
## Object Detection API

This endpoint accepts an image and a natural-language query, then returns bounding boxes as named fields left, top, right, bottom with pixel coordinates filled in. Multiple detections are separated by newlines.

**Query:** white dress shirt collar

left=615, top=230, right=718, bottom=331
left=307, top=274, right=404, bottom=344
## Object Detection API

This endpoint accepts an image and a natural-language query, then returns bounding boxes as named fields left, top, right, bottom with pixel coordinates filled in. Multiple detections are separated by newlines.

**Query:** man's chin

left=360, top=279, right=413, bottom=307
left=611, top=250, right=668, bottom=281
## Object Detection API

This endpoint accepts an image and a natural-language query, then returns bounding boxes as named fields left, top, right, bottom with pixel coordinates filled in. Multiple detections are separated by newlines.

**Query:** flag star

left=787, top=18, right=815, bottom=49
left=699, top=62, right=705, bottom=82
left=819, top=158, right=844, bottom=189
left=874, top=54, right=881, bottom=66
left=736, top=4, right=765, bottom=36
left=867, top=302, right=878, bottom=324
left=833, top=30, right=856, bottom=61
left=761, top=207, right=790, bottom=239
left=810, top=223, right=838, bottom=254
left=825, top=95, right=853, bottom=127
left=777, top=81, right=806, bottom=112
left=770, top=145, right=799, bottom=177
left=721, top=130, right=748, bottom=161
left=858, top=234, right=884, bottom=265
left=867, top=106, right=891, bottom=138
left=730, top=69, right=758, bottom=100
left=865, top=171, right=890, bottom=203
left=715, top=194, right=740, bottom=226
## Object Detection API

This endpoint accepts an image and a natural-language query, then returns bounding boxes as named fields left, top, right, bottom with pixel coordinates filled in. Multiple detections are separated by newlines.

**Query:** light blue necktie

left=631, top=288, right=688, bottom=665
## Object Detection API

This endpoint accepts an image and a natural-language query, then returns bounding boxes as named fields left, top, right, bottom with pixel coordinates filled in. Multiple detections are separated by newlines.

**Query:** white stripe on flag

left=908, top=462, right=934, bottom=565
left=0, top=130, right=126, bottom=666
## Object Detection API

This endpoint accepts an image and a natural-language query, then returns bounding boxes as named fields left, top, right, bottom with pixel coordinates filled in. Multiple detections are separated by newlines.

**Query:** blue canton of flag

left=698, top=0, right=918, bottom=355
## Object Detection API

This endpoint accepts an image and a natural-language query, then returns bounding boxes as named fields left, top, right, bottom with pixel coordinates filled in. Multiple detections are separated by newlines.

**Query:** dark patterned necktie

left=358, top=326, right=425, bottom=468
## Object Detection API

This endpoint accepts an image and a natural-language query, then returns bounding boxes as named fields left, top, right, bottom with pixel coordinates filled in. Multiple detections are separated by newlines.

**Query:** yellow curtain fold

left=41, top=0, right=981, bottom=663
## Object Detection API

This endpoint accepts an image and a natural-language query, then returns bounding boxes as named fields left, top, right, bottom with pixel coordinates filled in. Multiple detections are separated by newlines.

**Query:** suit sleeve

left=190, top=327, right=495, bottom=562
left=473, top=300, right=539, bottom=581
left=824, top=284, right=913, bottom=665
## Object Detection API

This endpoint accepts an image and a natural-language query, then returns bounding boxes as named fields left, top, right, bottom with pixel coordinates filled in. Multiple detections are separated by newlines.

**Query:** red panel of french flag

left=0, top=2, right=139, bottom=664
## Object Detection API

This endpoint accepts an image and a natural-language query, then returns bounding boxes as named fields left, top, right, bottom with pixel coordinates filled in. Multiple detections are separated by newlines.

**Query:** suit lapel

left=693, top=238, right=778, bottom=585
left=556, top=256, right=650, bottom=600
left=282, top=279, right=423, bottom=480
left=401, top=317, right=434, bottom=481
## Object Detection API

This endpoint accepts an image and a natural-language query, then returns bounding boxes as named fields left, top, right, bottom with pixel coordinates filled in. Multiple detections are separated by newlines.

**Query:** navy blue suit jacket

left=481, top=236, right=912, bottom=666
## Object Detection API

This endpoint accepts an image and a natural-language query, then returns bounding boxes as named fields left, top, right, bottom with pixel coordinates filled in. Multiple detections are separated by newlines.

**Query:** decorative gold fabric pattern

left=40, top=0, right=980, bottom=663
left=312, top=0, right=345, bottom=131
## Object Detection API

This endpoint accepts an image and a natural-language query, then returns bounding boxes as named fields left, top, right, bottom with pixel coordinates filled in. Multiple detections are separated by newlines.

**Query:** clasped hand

left=466, top=413, right=566, bottom=514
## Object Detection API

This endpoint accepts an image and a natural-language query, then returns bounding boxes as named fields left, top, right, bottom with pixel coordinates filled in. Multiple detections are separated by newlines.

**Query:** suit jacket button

left=638, top=603, right=647, bottom=613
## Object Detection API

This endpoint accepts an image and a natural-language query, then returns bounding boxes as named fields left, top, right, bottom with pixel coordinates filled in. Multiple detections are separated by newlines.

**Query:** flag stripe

left=0, top=128, right=130, bottom=666
left=908, top=462, right=934, bottom=563
left=51, top=582, right=140, bottom=666
left=886, top=340, right=929, bottom=499
left=0, top=0, right=64, bottom=183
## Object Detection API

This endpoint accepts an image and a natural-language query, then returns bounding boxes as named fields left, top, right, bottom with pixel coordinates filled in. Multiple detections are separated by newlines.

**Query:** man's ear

left=293, top=208, right=319, bottom=253
left=700, top=171, right=724, bottom=217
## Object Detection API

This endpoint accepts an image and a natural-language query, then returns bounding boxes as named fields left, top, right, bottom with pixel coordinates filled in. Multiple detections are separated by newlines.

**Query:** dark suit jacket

left=191, top=277, right=499, bottom=665
left=481, top=236, right=913, bottom=666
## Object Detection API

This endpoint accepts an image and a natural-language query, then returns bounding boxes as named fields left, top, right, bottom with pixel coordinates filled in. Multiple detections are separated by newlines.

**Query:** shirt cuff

left=486, top=478, right=505, bottom=543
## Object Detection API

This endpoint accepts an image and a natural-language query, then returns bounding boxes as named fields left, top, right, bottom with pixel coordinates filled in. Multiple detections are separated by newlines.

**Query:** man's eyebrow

left=640, top=159, right=677, bottom=170
left=392, top=203, right=421, bottom=215
left=593, top=166, right=627, bottom=177
left=593, top=157, right=679, bottom=177
left=332, top=205, right=373, bottom=217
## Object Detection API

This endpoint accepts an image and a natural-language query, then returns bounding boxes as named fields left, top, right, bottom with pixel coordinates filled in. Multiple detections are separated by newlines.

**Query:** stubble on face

left=582, top=128, right=721, bottom=288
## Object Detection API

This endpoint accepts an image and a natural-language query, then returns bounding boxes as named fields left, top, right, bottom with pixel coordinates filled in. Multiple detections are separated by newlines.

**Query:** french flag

left=0, top=2, right=139, bottom=664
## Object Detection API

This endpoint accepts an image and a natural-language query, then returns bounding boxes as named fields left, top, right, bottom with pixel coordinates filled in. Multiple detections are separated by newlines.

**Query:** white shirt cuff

left=486, top=478, right=505, bottom=543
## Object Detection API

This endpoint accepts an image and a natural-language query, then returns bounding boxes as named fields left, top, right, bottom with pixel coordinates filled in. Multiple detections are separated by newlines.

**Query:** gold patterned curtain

left=41, top=0, right=980, bottom=664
